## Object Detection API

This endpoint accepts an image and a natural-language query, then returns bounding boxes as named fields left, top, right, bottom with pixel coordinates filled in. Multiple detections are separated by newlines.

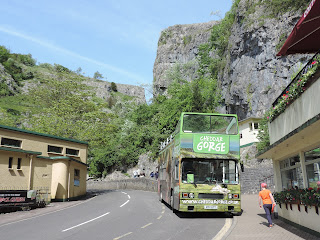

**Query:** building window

left=240, top=133, right=243, bottom=139
left=8, top=157, right=13, bottom=169
left=17, top=158, right=22, bottom=170
left=48, top=145, right=63, bottom=154
left=74, top=169, right=80, bottom=177
left=1, top=137, right=22, bottom=148
left=253, top=122, right=259, bottom=130
left=66, top=148, right=79, bottom=156
left=280, top=155, right=303, bottom=189
left=74, top=169, right=80, bottom=186
left=304, top=147, right=320, bottom=188
left=249, top=123, right=252, bottom=131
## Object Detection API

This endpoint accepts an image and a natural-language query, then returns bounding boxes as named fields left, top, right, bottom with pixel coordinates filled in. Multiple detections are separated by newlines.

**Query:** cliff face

left=221, top=1, right=310, bottom=119
left=153, top=0, right=310, bottom=119
left=153, top=21, right=218, bottom=96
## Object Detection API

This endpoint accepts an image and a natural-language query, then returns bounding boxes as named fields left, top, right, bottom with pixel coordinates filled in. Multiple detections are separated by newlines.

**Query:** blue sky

left=0, top=0, right=232, bottom=100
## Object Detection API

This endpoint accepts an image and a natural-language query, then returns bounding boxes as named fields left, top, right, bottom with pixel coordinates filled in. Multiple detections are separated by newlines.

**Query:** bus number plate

left=204, top=205, right=218, bottom=209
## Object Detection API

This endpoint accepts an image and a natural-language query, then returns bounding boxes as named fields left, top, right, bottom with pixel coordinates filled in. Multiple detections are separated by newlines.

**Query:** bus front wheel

left=159, top=187, right=163, bottom=203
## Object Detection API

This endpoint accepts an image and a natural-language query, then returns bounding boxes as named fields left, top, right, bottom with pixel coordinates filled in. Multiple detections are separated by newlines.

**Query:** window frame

left=17, top=158, right=22, bottom=170
left=47, top=145, right=63, bottom=154
left=8, top=157, right=13, bottom=169
left=1, top=137, right=22, bottom=148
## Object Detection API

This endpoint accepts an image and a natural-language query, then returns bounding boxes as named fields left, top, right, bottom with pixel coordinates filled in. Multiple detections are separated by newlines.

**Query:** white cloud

left=0, top=25, right=146, bottom=83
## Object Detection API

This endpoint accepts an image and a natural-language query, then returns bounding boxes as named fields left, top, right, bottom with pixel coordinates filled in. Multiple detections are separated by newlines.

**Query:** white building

left=238, top=117, right=261, bottom=148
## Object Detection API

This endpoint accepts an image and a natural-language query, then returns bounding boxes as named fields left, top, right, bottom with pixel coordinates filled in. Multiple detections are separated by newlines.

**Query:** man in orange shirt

left=259, top=183, right=276, bottom=228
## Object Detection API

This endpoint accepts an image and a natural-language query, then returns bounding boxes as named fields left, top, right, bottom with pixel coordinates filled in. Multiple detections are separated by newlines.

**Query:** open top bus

left=158, top=112, right=241, bottom=214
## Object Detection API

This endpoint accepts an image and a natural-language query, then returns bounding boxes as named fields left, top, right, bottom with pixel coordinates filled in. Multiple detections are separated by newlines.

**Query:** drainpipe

left=28, top=154, right=33, bottom=190
left=299, top=151, right=308, bottom=188
left=67, top=160, right=71, bottom=201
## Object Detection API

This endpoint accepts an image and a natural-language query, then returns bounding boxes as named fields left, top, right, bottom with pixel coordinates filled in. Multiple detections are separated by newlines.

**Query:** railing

left=272, top=50, right=320, bottom=109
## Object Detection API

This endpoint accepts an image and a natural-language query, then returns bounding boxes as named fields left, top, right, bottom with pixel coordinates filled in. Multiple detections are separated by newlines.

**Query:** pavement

left=223, top=194, right=320, bottom=240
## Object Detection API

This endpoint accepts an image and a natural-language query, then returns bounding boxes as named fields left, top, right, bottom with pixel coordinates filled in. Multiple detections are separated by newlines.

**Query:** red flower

left=312, top=61, right=317, bottom=65
left=308, top=187, right=313, bottom=191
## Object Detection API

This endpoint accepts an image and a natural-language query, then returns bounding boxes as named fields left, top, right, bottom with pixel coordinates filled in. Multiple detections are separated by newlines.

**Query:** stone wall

left=240, top=144, right=275, bottom=194
left=87, top=178, right=157, bottom=192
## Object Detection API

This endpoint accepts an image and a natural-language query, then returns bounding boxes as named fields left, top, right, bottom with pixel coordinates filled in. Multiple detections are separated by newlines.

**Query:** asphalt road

left=0, top=190, right=230, bottom=240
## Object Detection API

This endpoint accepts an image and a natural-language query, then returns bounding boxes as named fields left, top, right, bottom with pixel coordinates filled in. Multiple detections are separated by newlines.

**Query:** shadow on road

left=161, top=201, right=234, bottom=219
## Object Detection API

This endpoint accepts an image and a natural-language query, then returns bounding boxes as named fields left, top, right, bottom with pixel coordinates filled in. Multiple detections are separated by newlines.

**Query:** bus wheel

left=159, top=187, right=163, bottom=203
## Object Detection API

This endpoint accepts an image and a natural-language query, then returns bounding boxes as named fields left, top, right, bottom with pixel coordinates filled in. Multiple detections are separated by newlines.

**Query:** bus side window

left=174, top=160, right=179, bottom=180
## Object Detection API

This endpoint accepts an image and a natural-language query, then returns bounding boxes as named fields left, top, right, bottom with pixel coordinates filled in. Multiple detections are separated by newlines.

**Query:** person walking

left=259, top=183, right=276, bottom=228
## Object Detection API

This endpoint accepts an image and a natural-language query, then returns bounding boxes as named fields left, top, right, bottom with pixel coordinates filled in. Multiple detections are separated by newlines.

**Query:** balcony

left=258, top=52, right=320, bottom=160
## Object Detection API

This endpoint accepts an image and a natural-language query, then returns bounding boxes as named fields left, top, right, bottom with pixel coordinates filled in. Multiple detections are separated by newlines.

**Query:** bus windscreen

left=181, top=159, right=238, bottom=184
left=182, top=114, right=238, bottom=134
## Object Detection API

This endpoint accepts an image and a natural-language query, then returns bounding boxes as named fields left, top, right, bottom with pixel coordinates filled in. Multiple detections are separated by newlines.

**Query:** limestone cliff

left=153, top=21, right=218, bottom=95
left=153, top=0, right=310, bottom=120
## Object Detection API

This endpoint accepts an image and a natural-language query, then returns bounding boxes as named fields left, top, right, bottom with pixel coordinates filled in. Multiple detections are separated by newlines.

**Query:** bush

left=54, top=64, right=71, bottom=73
left=111, top=82, right=117, bottom=92
left=0, top=45, right=10, bottom=63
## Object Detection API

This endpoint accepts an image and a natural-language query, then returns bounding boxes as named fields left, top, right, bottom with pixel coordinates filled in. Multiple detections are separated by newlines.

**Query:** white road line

left=157, top=215, right=162, bottom=220
left=120, top=200, right=129, bottom=208
left=113, top=232, right=133, bottom=240
left=212, top=218, right=232, bottom=240
left=141, top=223, right=153, bottom=229
left=0, top=196, right=96, bottom=228
left=128, top=195, right=131, bottom=199
left=121, top=192, right=127, bottom=194
left=62, top=212, right=110, bottom=232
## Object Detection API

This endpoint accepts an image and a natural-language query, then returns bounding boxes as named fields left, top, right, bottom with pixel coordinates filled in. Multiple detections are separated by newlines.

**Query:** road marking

left=0, top=196, right=96, bottom=228
left=113, top=232, right=133, bottom=240
left=212, top=218, right=232, bottom=240
left=120, top=200, right=129, bottom=207
left=141, top=222, right=153, bottom=229
left=62, top=212, right=110, bottom=232
left=128, top=195, right=131, bottom=199
left=157, top=215, right=162, bottom=220
left=121, top=192, right=127, bottom=194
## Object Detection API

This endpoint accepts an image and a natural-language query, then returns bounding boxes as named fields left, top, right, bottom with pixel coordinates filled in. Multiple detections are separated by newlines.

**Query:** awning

left=277, top=0, right=320, bottom=56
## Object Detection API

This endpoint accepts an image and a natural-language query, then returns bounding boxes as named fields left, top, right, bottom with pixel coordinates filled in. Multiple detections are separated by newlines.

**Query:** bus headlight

left=228, top=193, right=240, bottom=199
left=182, top=193, right=195, bottom=198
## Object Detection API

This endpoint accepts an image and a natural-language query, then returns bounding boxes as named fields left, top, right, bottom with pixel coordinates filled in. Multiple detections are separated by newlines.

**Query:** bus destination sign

left=193, top=134, right=229, bottom=154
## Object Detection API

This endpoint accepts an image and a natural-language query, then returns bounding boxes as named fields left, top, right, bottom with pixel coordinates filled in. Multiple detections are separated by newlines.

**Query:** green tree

left=111, top=82, right=117, bottom=92
left=0, top=45, right=10, bottom=63
left=93, top=71, right=103, bottom=80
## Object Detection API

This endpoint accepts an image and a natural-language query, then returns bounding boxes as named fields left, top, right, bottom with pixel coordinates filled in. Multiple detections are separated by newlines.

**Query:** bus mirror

left=240, top=163, right=244, bottom=172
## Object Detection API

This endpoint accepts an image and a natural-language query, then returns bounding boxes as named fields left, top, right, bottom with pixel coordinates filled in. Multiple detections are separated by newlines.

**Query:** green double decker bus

left=158, top=112, right=241, bottom=214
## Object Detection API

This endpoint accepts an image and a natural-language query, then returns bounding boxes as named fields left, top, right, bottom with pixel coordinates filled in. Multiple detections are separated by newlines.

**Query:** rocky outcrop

left=221, top=1, right=310, bottom=119
left=153, top=21, right=218, bottom=96
left=0, top=63, right=18, bottom=94
left=152, top=0, right=311, bottom=120
left=84, top=79, right=146, bottom=104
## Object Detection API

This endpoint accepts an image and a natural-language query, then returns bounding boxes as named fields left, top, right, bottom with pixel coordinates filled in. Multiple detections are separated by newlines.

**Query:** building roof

left=238, top=117, right=262, bottom=125
left=0, top=124, right=88, bottom=145
left=0, top=146, right=42, bottom=155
